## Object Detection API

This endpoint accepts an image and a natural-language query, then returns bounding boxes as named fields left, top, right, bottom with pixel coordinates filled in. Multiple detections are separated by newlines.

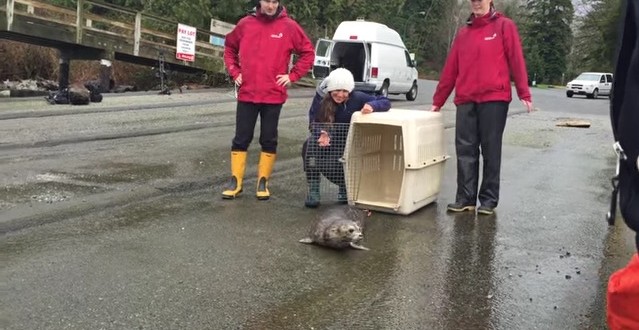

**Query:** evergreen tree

left=522, top=0, right=574, bottom=84
left=569, top=0, right=622, bottom=77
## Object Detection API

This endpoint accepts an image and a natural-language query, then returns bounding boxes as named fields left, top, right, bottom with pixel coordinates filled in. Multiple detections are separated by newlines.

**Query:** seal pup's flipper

left=299, top=237, right=314, bottom=244
left=350, top=242, right=370, bottom=251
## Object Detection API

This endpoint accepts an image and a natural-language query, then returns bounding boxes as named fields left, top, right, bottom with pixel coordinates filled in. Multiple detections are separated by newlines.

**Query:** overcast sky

left=572, top=0, right=591, bottom=16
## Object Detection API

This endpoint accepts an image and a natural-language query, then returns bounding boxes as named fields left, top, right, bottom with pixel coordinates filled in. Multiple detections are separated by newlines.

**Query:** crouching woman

left=302, top=68, right=391, bottom=208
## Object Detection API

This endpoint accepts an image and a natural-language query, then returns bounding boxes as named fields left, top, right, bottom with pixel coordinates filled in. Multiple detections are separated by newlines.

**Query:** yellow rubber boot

left=222, top=151, right=247, bottom=199
left=256, top=152, right=276, bottom=200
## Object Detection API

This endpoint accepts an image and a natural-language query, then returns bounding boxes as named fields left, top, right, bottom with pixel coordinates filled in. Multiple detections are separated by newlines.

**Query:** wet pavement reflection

left=443, top=212, right=497, bottom=329
left=0, top=86, right=636, bottom=329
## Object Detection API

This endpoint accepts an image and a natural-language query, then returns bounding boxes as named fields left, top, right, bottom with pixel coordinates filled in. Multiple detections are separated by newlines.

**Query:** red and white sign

left=176, top=23, right=197, bottom=62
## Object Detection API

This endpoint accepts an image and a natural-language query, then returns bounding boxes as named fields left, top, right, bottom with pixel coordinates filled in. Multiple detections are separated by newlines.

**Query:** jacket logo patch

left=484, top=33, right=497, bottom=41
left=271, top=33, right=283, bottom=39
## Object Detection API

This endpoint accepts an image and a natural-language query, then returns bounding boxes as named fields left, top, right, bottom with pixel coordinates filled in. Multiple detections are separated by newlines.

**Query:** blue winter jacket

left=306, top=78, right=391, bottom=156
left=308, top=78, right=392, bottom=126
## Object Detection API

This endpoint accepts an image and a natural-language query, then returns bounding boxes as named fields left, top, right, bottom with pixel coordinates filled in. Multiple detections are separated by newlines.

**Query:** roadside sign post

left=176, top=23, right=196, bottom=62
left=209, top=19, right=235, bottom=47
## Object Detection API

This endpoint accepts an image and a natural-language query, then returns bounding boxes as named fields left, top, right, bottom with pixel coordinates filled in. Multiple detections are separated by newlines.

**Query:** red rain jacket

left=224, top=7, right=315, bottom=104
left=608, top=254, right=639, bottom=329
left=433, top=12, right=531, bottom=107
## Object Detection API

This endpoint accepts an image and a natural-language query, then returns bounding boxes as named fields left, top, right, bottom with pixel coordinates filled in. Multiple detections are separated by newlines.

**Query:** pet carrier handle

left=614, top=141, right=627, bottom=161
left=406, top=155, right=451, bottom=170
left=607, top=142, right=626, bottom=226
left=607, top=175, right=619, bottom=226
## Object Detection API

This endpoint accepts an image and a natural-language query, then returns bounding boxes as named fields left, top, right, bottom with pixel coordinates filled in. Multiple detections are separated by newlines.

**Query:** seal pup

left=299, top=205, right=371, bottom=250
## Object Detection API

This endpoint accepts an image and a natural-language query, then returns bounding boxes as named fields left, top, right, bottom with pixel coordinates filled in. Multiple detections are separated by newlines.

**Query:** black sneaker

left=447, top=202, right=476, bottom=212
left=477, top=206, right=495, bottom=215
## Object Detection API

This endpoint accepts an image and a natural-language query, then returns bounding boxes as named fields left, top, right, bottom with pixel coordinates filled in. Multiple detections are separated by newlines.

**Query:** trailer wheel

left=406, top=81, right=418, bottom=101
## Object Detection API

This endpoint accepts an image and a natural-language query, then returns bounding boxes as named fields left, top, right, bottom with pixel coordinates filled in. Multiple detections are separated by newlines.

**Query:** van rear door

left=363, top=42, right=371, bottom=84
left=313, top=39, right=334, bottom=79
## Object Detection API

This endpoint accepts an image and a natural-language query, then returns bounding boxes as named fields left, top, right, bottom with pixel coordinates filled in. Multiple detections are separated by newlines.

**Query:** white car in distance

left=566, top=72, right=613, bottom=99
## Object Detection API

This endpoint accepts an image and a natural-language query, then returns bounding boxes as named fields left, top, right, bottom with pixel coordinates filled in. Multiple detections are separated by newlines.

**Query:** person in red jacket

left=221, top=0, right=315, bottom=200
left=430, top=0, right=533, bottom=215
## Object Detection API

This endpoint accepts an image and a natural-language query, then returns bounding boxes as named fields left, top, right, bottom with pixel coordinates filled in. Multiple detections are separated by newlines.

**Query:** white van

left=566, top=72, right=613, bottom=99
left=313, top=20, right=419, bottom=101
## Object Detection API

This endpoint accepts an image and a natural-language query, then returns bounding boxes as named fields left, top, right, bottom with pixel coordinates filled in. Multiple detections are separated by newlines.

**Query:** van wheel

left=587, top=89, right=598, bottom=99
left=406, top=82, right=418, bottom=101
left=379, top=81, right=389, bottom=98
left=566, top=91, right=573, bottom=98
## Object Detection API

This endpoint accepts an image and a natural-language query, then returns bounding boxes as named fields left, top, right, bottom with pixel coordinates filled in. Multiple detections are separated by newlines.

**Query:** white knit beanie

left=326, top=68, right=355, bottom=92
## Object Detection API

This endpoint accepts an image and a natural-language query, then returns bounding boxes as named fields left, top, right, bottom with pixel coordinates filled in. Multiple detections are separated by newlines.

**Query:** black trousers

left=231, top=101, right=282, bottom=153
left=455, top=101, right=509, bottom=207
left=612, top=0, right=639, bottom=250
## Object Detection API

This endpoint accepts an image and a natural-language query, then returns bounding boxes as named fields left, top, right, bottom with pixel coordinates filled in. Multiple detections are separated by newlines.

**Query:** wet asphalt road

left=0, top=81, right=635, bottom=329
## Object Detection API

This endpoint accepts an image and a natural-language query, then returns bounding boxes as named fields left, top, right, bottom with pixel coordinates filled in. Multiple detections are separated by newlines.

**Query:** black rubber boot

left=304, top=171, right=321, bottom=208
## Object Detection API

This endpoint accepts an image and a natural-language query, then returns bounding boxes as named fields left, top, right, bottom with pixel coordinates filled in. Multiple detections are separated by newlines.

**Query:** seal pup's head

left=327, top=219, right=364, bottom=243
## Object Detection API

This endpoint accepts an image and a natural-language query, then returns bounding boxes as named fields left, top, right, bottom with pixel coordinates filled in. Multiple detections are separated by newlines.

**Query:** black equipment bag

left=609, top=0, right=639, bottom=252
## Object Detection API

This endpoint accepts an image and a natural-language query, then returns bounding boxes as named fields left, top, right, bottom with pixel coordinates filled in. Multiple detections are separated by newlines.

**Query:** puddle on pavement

left=0, top=163, right=175, bottom=209
left=1, top=196, right=188, bottom=256
left=0, top=181, right=107, bottom=209
left=71, top=162, right=176, bottom=184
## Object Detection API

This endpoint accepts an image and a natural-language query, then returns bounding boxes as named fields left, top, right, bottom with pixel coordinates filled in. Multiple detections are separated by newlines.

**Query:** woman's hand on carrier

left=430, top=105, right=441, bottom=112
left=234, top=74, right=242, bottom=86
left=361, top=104, right=374, bottom=114
left=318, top=130, right=331, bottom=147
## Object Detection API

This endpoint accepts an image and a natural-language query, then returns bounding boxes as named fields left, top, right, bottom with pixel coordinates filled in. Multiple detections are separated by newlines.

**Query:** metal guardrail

left=1, top=0, right=225, bottom=69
